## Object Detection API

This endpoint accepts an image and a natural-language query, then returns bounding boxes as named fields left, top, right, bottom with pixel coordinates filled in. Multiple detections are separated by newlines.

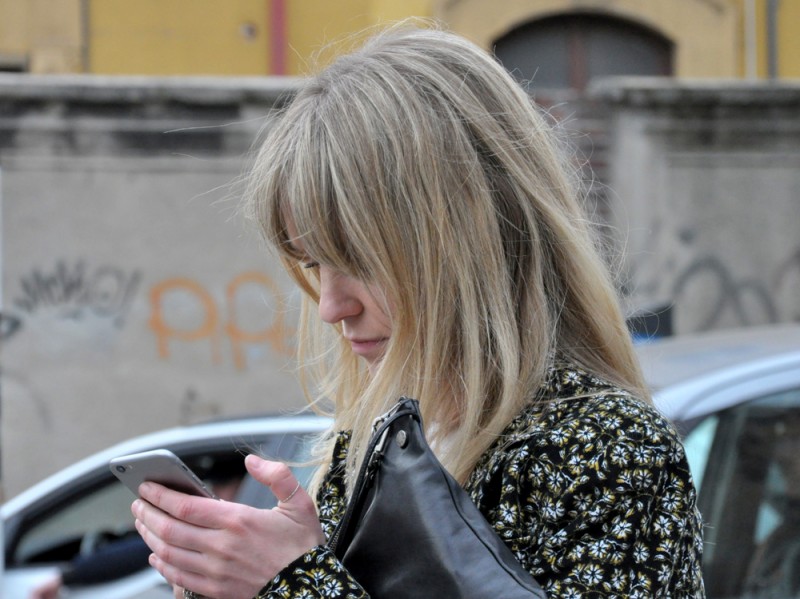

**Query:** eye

left=302, top=261, right=320, bottom=270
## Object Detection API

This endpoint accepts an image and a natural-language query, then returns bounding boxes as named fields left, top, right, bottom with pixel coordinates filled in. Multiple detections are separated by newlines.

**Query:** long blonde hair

left=246, top=23, right=647, bottom=493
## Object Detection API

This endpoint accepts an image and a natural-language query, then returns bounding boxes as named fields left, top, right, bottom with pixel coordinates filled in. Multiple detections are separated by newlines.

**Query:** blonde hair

left=246, top=23, right=647, bottom=493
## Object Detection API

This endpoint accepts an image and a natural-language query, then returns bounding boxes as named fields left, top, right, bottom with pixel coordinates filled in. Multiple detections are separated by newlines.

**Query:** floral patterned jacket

left=256, top=364, right=705, bottom=598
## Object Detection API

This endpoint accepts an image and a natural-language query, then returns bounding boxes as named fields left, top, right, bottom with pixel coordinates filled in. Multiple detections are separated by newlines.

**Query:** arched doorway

left=493, top=13, right=673, bottom=90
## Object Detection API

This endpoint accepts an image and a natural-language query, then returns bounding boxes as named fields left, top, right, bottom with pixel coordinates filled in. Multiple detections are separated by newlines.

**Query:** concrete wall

left=3, top=74, right=799, bottom=498
left=594, top=79, right=800, bottom=334
left=0, top=0, right=83, bottom=72
left=0, top=74, right=304, bottom=498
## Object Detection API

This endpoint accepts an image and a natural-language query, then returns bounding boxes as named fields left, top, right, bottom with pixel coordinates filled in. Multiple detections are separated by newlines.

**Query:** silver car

left=2, top=413, right=330, bottom=598
left=641, top=323, right=800, bottom=599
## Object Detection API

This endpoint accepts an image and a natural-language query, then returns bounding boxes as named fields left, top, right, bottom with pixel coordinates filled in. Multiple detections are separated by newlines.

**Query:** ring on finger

left=280, top=481, right=302, bottom=503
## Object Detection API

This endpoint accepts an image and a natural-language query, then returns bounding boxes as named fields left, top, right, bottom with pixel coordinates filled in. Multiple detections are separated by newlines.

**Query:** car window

left=14, top=480, right=134, bottom=565
left=686, top=387, right=800, bottom=598
left=682, top=416, right=718, bottom=489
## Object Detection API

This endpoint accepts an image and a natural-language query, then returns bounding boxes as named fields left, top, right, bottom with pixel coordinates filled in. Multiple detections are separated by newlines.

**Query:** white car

left=2, top=413, right=330, bottom=598
left=4, top=324, right=800, bottom=598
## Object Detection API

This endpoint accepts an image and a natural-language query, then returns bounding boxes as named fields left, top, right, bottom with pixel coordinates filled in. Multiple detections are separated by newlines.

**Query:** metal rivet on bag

left=396, top=430, right=408, bottom=448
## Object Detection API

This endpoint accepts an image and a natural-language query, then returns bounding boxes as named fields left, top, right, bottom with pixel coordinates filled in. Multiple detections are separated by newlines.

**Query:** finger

left=173, top=587, right=209, bottom=599
left=134, top=517, right=208, bottom=574
left=244, top=456, right=305, bottom=505
left=133, top=497, right=209, bottom=550
left=138, top=482, right=223, bottom=528
left=148, top=553, right=214, bottom=599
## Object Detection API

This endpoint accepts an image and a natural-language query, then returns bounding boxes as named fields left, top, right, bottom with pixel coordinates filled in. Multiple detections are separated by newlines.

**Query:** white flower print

left=576, top=426, right=597, bottom=442
left=610, top=443, right=631, bottom=466
left=653, top=514, right=673, bottom=536
left=611, top=519, right=633, bottom=539
left=498, top=502, right=518, bottom=524
left=633, top=542, right=651, bottom=563
left=580, top=563, right=604, bottom=586
left=321, top=579, right=344, bottom=596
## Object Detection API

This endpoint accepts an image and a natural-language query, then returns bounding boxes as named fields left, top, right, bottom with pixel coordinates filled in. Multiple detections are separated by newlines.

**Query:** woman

left=132, top=24, right=705, bottom=598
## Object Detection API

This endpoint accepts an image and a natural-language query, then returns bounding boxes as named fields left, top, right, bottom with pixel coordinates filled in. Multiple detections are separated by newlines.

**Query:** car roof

left=637, top=324, right=800, bottom=390
left=636, top=324, right=800, bottom=420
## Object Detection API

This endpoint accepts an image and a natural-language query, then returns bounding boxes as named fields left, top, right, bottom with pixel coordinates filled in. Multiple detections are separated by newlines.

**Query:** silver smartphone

left=109, top=449, right=218, bottom=499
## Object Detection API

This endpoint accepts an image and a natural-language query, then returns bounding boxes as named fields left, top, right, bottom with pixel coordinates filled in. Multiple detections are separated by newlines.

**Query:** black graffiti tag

left=13, top=260, right=142, bottom=327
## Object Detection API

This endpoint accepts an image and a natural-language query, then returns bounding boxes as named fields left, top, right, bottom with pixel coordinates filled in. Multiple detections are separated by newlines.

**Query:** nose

left=317, top=266, right=363, bottom=324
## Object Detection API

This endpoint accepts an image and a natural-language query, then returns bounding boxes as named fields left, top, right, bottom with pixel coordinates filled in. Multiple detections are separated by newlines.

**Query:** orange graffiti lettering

left=149, top=272, right=293, bottom=371
left=149, top=277, right=222, bottom=365
left=225, top=272, right=293, bottom=370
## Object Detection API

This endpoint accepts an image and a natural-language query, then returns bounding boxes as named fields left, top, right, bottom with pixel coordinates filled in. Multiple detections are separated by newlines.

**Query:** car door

left=682, top=386, right=800, bottom=598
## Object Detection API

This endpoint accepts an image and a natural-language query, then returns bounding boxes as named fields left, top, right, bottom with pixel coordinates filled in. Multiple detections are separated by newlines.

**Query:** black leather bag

left=329, top=398, right=546, bottom=598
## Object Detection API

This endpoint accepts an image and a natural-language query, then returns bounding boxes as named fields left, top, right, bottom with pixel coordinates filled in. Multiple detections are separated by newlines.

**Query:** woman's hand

left=28, top=573, right=63, bottom=599
left=132, top=455, right=325, bottom=599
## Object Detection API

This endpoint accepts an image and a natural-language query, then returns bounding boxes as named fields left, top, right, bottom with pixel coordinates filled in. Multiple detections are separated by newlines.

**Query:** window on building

left=493, top=13, right=673, bottom=91
left=0, top=54, right=27, bottom=72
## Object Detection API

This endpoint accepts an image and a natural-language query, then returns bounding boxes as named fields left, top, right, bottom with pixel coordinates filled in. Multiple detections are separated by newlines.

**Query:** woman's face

left=287, top=225, right=393, bottom=374
left=315, top=264, right=393, bottom=374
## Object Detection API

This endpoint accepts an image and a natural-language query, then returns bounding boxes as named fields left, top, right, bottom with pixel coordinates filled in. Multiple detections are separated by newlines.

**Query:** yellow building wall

left=87, top=0, right=432, bottom=76
left=285, top=0, right=372, bottom=74
left=0, top=0, right=83, bottom=72
left=89, top=0, right=270, bottom=75
left=0, top=0, right=795, bottom=78
left=738, top=0, right=800, bottom=79
left=0, top=0, right=29, bottom=67
left=285, top=0, right=432, bottom=75
left=777, top=0, right=800, bottom=78
left=438, top=0, right=740, bottom=78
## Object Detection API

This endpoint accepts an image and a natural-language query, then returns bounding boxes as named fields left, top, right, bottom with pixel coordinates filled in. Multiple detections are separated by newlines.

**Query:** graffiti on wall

left=5, top=260, right=292, bottom=371
left=148, top=271, right=293, bottom=371
left=0, top=312, right=23, bottom=341
left=8, top=261, right=142, bottom=338
left=629, top=243, right=800, bottom=332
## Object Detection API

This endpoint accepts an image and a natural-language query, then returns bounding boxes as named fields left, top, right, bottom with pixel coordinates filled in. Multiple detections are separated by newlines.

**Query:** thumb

left=245, top=455, right=303, bottom=506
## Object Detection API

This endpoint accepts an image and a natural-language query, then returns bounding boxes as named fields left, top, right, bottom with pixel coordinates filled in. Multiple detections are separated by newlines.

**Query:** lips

left=347, top=337, right=388, bottom=357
